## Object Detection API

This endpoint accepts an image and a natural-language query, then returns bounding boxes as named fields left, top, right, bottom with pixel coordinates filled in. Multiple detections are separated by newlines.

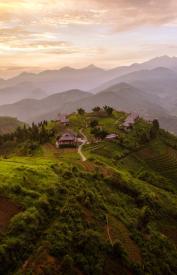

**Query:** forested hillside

left=0, top=117, right=24, bottom=135
left=0, top=109, right=177, bottom=274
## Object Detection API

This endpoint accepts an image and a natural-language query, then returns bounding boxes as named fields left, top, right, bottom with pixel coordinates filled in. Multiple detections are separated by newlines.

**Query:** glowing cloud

left=0, top=0, right=177, bottom=77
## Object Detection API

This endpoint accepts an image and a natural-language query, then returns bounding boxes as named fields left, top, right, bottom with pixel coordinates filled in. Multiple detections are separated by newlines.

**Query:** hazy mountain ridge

left=93, top=67, right=177, bottom=112
left=0, top=90, right=92, bottom=122
left=0, top=82, right=46, bottom=105
left=1, top=56, right=177, bottom=106
left=0, top=82, right=176, bottom=134
left=1, top=56, right=177, bottom=132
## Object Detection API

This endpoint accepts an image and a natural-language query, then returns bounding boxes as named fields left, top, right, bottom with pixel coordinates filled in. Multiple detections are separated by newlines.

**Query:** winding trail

left=106, top=215, right=113, bottom=246
left=78, top=129, right=88, bottom=162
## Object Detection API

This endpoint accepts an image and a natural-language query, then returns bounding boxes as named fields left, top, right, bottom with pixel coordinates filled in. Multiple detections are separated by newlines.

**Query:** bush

left=112, top=241, right=127, bottom=259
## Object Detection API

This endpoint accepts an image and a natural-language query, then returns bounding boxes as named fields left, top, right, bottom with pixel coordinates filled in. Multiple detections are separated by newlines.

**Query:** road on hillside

left=78, top=129, right=88, bottom=162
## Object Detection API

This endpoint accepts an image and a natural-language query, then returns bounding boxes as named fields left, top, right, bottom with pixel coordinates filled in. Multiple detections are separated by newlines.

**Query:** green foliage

left=92, top=106, right=101, bottom=113
left=90, top=119, right=99, bottom=128
left=0, top=121, right=54, bottom=156
left=77, top=108, right=85, bottom=115
left=91, top=128, right=108, bottom=139
left=0, top=110, right=177, bottom=274
left=103, top=105, right=114, bottom=116
left=150, top=119, right=160, bottom=138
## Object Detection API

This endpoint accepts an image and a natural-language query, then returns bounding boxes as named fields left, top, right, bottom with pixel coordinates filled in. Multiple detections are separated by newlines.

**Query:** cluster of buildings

left=104, top=113, right=139, bottom=141
left=56, top=112, right=139, bottom=148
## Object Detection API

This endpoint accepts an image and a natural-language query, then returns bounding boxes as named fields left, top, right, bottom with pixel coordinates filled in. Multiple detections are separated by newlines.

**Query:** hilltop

left=0, top=108, right=177, bottom=274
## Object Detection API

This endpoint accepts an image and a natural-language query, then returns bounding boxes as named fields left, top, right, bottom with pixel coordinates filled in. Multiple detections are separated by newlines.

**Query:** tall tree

left=104, top=105, right=113, bottom=116
left=150, top=119, right=159, bottom=138
left=92, top=106, right=101, bottom=113
left=77, top=108, right=85, bottom=115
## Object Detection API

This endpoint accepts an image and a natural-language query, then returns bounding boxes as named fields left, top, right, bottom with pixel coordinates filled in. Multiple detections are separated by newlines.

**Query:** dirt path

left=78, top=129, right=88, bottom=162
left=106, top=215, right=113, bottom=246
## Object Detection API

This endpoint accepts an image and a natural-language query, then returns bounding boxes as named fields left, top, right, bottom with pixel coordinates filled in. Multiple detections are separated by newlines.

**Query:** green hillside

left=0, top=116, right=24, bottom=135
left=0, top=109, right=177, bottom=274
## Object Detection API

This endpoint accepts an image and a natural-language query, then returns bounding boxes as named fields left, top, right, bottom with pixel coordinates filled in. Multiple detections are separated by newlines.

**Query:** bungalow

left=58, top=114, right=69, bottom=126
left=56, top=132, right=77, bottom=148
left=122, top=112, right=139, bottom=130
left=105, top=133, right=118, bottom=141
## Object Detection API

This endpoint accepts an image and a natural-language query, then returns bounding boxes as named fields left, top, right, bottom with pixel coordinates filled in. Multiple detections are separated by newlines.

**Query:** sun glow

left=0, top=0, right=177, bottom=77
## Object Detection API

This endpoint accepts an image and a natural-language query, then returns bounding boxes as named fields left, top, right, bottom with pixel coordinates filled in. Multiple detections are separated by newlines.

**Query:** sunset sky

left=1, top=0, right=177, bottom=78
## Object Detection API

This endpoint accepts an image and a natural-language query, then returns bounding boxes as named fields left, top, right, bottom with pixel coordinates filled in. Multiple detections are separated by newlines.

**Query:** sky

left=0, top=0, right=177, bottom=78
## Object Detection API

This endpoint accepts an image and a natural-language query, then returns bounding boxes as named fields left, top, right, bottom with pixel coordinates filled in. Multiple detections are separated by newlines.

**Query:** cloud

left=1, top=1, right=177, bottom=35
left=0, top=0, right=177, bottom=77
left=0, top=0, right=176, bottom=31
left=83, top=0, right=177, bottom=31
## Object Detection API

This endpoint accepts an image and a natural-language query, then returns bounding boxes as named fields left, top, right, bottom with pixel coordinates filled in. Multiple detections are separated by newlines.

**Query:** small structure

left=56, top=132, right=77, bottom=148
left=122, top=112, right=139, bottom=130
left=58, top=114, right=69, bottom=126
left=105, top=133, right=118, bottom=141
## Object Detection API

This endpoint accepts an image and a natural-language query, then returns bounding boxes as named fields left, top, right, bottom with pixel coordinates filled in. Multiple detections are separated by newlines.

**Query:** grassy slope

left=0, top=111, right=177, bottom=274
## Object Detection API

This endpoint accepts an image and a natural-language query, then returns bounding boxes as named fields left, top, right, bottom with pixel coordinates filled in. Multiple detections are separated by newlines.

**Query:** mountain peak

left=86, top=64, right=97, bottom=69
left=82, top=64, right=105, bottom=72
left=147, top=55, right=177, bottom=64
left=59, top=66, right=76, bottom=72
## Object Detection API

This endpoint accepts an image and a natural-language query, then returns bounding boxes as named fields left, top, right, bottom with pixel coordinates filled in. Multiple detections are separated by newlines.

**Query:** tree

left=77, top=108, right=85, bottom=115
left=61, top=255, right=74, bottom=273
left=104, top=105, right=113, bottom=116
left=137, top=206, right=152, bottom=231
left=92, top=106, right=101, bottom=113
left=150, top=119, right=159, bottom=138
left=90, top=119, right=98, bottom=128
left=91, top=128, right=108, bottom=139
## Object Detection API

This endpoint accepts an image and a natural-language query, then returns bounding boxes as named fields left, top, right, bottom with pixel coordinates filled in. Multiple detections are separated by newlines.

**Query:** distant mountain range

left=1, top=55, right=177, bottom=133
left=93, top=67, right=177, bottom=113
left=0, top=90, right=91, bottom=122
left=1, top=55, right=177, bottom=105
left=0, top=83, right=177, bottom=134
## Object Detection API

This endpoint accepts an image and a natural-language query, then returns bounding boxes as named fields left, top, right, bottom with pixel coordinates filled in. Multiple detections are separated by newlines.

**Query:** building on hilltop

left=56, top=132, right=77, bottom=148
left=105, top=133, right=118, bottom=141
left=121, top=112, right=139, bottom=130
left=58, top=114, right=69, bottom=126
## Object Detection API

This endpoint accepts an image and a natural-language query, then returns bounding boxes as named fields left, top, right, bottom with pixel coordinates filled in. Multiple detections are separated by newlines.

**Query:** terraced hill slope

left=0, top=110, right=177, bottom=275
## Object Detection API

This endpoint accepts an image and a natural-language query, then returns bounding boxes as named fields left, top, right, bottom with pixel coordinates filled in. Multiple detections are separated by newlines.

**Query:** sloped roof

left=59, top=132, right=76, bottom=142
left=123, top=112, right=139, bottom=127
left=105, top=133, right=117, bottom=139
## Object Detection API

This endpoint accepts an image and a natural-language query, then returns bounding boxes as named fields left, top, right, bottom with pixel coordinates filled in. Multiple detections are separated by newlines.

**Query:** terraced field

left=137, top=146, right=177, bottom=182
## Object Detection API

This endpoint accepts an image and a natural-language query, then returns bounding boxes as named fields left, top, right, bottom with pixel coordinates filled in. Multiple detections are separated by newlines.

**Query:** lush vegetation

left=0, top=109, right=177, bottom=274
